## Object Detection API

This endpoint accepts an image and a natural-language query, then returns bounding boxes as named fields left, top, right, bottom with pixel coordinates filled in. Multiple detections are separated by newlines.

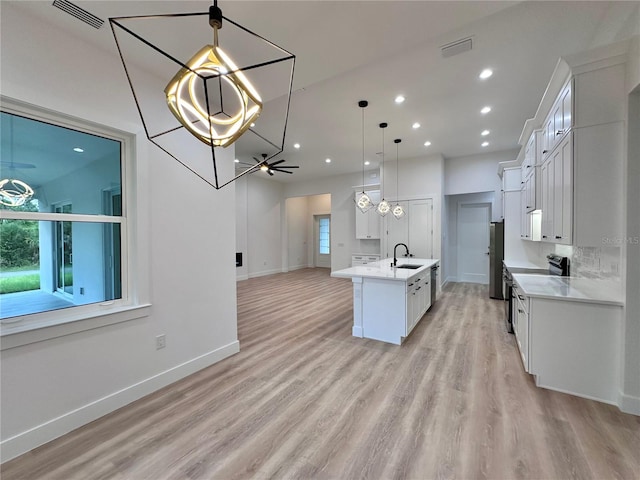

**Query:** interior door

left=457, top=203, right=490, bottom=284
left=408, top=198, right=433, bottom=258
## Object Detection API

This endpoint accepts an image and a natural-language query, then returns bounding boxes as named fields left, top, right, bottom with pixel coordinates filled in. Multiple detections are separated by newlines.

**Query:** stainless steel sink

left=397, top=264, right=422, bottom=269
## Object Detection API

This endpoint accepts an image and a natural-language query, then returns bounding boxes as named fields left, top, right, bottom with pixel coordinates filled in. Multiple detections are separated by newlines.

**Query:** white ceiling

left=6, top=1, right=632, bottom=184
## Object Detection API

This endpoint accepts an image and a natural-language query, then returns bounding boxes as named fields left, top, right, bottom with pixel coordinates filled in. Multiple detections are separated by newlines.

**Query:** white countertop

left=332, top=258, right=439, bottom=282
left=512, top=274, right=623, bottom=306
left=503, top=259, right=547, bottom=270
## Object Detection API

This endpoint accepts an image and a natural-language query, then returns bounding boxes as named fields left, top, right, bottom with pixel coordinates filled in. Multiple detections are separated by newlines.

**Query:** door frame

left=314, top=214, right=331, bottom=268
left=456, top=201, right=491, bottom=284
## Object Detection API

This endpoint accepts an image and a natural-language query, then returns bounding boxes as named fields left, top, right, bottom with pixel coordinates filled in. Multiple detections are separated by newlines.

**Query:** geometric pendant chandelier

left=110, top=0, right=295, bottom=189
left=391, top=138, right=405, bottom=219
left=355, top=100, right=374, bottom=213
left=376, top=122, right=391, bottom=217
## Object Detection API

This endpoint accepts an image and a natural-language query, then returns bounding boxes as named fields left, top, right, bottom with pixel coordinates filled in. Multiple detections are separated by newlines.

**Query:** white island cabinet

left=332, top=258, right=439, bottom=345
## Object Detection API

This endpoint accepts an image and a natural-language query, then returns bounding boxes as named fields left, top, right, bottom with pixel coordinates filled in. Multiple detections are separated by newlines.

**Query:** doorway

left=314, top=214, right=331, bottom=268
left=457, top=203, right=490, bottom=284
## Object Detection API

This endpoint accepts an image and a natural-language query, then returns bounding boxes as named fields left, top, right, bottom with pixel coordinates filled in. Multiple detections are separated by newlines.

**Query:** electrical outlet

left=156, top=334, right=166, bottom=350
left=80, top=287, right=84, bottom=295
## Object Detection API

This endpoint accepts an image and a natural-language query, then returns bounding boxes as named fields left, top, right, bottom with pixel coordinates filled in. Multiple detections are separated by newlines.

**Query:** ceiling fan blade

left=268, top=159, right=286, bottom=167
left=271, top=169, right=293, bottom=174
left=252, top=157, right=261, bottom=163
left=273, top=165, right=299, bottom=169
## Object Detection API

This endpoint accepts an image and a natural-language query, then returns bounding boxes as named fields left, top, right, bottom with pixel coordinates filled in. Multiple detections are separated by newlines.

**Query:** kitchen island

left=332, top=258, right=439, bottom=345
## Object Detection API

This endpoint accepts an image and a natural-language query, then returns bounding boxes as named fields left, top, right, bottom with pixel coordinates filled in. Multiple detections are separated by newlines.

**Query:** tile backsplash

left=539, top=244, right=621, bottom=280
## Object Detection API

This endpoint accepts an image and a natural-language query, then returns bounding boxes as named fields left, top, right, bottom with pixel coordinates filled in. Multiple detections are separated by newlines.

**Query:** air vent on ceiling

left=52, top=0, right=104, bottom=29
left=440, top=37, right=473, bottom=58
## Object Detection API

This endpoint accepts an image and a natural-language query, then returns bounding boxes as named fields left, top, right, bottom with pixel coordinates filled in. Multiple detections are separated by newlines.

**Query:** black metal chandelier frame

left=110, top=7, right=296, bottom=190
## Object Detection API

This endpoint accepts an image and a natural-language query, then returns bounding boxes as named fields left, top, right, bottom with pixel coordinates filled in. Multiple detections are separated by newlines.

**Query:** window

left=318, top=217, right=330, bottom=255
left=0, top=101, right=145, bottom=339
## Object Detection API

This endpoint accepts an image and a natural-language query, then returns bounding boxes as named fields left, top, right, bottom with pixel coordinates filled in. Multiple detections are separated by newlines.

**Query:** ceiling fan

left=238, top=153, right=299, bottom=177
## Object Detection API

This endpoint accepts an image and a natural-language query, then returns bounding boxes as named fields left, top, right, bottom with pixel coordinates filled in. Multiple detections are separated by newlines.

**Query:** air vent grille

left=440, top=37, right=473, bottom=58
left=52, top=0, right=104, bottom=29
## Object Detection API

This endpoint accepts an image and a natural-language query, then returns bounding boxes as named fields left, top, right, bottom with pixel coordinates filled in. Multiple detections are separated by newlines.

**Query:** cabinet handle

left=518, top=309, right=524, bottom=313
left=543, top=150, right=548, bottom=154
left=556, top=130, right=564, bottom=136
left=408, top=283, right=414, bottom=287
left=415, top=287, right=421, bottom=291
left=526, top=206, right=531, bottom=209
left=542, top=235, right=547, bottom=238
left=555, top=235, right=562, bottom=239
left=518, top=295, right=525, bottom=300
left=526, top=165, right=531, bottom=169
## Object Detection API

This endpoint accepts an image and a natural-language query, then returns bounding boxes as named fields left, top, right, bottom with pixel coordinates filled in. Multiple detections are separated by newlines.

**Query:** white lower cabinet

left=351, top=254, right=380, bottom=267
left=406, top=275, right=431, bottom=335
left=511, top=285, right=622, bottom=405
left=357, top=264, right=437, bottom=345
left=512, top=285, right=530, bottom=372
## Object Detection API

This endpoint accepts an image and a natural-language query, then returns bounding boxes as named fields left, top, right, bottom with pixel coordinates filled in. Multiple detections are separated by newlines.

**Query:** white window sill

left=0, top=304, right=151, bottom=351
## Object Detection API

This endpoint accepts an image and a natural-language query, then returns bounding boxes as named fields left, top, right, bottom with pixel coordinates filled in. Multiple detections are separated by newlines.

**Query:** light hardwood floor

left=2, top=268, right=639, bottom=479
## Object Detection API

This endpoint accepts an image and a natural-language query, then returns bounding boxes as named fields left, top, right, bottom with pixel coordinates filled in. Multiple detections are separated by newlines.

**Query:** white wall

left=382, top=154, right=445, bottom=264
left=284, top=171, right=379, bottom=271
left=445, top=149, right=519, bottom=221
left=444, top=192, right=495, bottom=283
left=1, top=4, right=238, bottom=461
left=286, top=196, right=309, bottom=270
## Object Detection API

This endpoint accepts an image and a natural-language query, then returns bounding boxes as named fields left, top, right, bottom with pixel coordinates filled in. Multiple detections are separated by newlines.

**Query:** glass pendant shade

left=356, top=191, right=373, bottom=213
left=377, top=199, right=391, bottom=216
left=392, top=203, right=405, bottom=219
left=376, top=122, right=389, bottom=217
left=0, top=179, right=34, bottom=207
left=355, top=100, right=374, bottom=213
left=392, top=138, right=405, bottom=219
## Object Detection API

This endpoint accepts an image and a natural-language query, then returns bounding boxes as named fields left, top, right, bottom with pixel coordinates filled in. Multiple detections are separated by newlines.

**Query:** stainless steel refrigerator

left=489, top=221, right=504, bottom=299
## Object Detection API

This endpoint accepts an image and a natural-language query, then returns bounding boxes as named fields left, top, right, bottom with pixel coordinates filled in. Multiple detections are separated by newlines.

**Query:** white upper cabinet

left=519, top=44, right=626, bottom=247
left=355, top=190, right=381, bottom=239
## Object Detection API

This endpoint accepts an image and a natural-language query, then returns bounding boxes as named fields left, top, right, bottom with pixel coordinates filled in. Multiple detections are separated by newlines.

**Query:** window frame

left=0, top=97, right=149, bottom=350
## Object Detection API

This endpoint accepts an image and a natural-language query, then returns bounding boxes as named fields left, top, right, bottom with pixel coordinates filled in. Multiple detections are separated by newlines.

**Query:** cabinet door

left=366, top=190, right=381, bottom=239
left=560, top=79, right=572, bottom=134
left=552, top=134, right=573, bottom=245
left=544, top=115, right=554, bottom=158
left=540, top=158, right=553, bottom=241
left=516, top=302, right=529, bottom=372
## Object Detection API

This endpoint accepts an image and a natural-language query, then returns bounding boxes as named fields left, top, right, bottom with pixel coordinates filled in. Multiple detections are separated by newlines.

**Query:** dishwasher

left=430, top=265, right=438, bottom=307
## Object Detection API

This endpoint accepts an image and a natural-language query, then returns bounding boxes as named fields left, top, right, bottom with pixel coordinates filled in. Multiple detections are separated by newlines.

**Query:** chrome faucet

left=392, top=243, right=410, bottom=267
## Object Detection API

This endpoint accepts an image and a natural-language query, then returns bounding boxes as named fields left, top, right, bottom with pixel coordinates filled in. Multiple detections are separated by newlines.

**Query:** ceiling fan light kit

left=110, top=0, right=295, bottom=190
left=0, top=115, right=35, bottom=207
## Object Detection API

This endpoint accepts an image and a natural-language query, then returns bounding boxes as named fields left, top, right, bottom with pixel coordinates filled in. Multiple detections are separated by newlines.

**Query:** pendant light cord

left=361, top=106, right=365, bottom=193
left=396, top=141, right=399, bottom=200
left=380, top=123, right=386, bottom=200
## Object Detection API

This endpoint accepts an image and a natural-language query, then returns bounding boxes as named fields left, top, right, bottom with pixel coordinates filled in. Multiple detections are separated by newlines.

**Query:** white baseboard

left=248, top=268, right=282, bottom=279
left=236, top=274, right=249, bottom=281
left=0, top=340, right=240, bottom=463
left=352, top=326, right=363, bottom=337
left=618, top=391, right=640, bottom=415
left=443, top=276, right=457, bottom=287
left=288, top=264, right=308, bottom=272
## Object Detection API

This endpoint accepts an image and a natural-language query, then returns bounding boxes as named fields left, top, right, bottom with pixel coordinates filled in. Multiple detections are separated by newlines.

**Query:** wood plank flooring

left=2, top=268, right=639, bottom=479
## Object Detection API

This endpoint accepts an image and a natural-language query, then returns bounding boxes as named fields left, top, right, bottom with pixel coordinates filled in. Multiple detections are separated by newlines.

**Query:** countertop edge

left=512, top=274, right=624, bottom=306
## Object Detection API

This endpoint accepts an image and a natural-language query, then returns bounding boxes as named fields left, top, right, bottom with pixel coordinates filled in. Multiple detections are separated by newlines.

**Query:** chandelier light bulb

left=356, top=192, right=373, bottom=213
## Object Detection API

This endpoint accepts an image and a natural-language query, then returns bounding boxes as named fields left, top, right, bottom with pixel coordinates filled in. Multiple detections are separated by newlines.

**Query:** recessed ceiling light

left=73, top=147, right=84, bottom=153
left=412, top=122, right=421, bottom=129
left=481, top=141, right=489, bottom=147
left=364, top=160, right=370, bottom=166
left=481, top=130, right=490, bottom=136
left=234, top=158, right=240, bottom=163
left=395, top=95, right=405, bottom=104
left=293, top=143, right=300, bottom=149
left=479, top=68, right=493, bottom=79
left=325, top=158, right=331, bottom=163
left=481, top=106, right=492, bottom=114
left=424, top=141, right=431, bottom=147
